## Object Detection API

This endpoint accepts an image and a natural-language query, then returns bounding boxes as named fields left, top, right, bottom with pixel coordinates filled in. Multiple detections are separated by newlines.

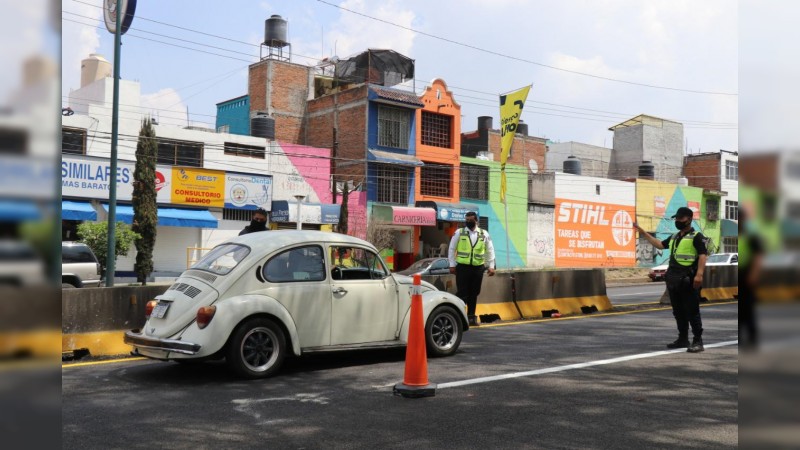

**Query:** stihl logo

left=557, top=202, right=610, bottom=225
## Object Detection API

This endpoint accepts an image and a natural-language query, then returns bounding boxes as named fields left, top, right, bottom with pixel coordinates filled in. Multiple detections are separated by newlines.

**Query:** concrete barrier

left=423, top=269, right=611, bottom=321
left=656, top=265, right=739, bottom=304
left=62, top=284, right=169, bottom=356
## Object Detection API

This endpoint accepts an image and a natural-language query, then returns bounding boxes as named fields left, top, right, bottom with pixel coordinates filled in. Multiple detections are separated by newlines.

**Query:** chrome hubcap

left=431, top=313, right=457, bottom=350
left=241, top=327, right=279, bottom=372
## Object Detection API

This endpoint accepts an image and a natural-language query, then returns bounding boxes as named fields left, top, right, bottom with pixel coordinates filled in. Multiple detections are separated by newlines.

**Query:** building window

left=421, top=111, right=452, bottom=148
left=420, top=163, right=452, bottom=197
left=217, top=125, right=230, bottom=133
left=377, top=105, right=410, bottom=149
left=224, top=142, right=265, bottom=159
left=223, top=208, right=257, bottom=222
left=725, top=200, right=738, bottom=220
left=725, top=160, right=738, bottom=180
left=156, top=138, right=203, bottom=167
left=375, top=163, right=410, bottom=204
left=723, top=236, right=738, bottom=254
left=460, top=164, right=489, bottom=200
left=478, top=216, right=489, bottom=233
left=62, top=127, right=86, bottom=154
left=706, top=198, right=720, bottom=221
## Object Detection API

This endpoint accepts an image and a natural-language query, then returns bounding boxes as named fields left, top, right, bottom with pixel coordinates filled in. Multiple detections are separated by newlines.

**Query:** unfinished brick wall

left=684, top=153, right=721, bottom=191
left=487, top=131, right=547, bottom=172
left=248, top=59, right=311, bottom=144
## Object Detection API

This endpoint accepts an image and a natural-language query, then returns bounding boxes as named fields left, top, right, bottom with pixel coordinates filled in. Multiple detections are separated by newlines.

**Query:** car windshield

left=191, top=244, right=250, bottom=275
left=707, top=254, right=730, bottom=264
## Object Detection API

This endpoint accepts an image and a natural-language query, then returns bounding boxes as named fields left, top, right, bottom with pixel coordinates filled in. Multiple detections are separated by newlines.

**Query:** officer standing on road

left=738, top=207, right=764, bottom=349
left=238, top=208, right=269, bottom=235
left=448, top=211, right=496, bottom=327
left=634, top=206, right=708, bottom=353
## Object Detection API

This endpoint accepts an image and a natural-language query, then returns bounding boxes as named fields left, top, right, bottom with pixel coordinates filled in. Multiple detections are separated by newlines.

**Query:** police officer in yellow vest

left=634, top=206, right=708, bottom=353
left=448, top=211, right=496, bottom=326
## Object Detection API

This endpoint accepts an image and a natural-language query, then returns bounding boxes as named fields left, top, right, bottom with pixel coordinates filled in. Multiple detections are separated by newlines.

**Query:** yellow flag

left=499, top=85, right=531, bottom=202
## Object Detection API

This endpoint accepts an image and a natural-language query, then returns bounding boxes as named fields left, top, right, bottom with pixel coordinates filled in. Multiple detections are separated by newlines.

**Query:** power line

left=315, top=0, right=737, bottom=96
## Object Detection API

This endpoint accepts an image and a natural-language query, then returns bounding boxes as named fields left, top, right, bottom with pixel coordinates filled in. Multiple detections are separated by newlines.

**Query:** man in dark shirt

left=738, top=207, right=763, bottom=349
left=634, top=206, right=708, bottom=353
left=239, top=208, right=268, bottom=235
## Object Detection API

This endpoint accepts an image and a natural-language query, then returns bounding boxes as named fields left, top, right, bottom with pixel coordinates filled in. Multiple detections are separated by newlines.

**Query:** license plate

left=151, top=302, right=171, bottom=319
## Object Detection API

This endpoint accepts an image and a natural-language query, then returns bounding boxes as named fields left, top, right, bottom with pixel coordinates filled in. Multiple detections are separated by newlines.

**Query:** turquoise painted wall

left=459, top=157, right=527, bottom=269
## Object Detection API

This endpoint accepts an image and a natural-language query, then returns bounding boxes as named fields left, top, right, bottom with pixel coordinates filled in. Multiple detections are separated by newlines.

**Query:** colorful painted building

left=635, top=179, right=722, bottom=267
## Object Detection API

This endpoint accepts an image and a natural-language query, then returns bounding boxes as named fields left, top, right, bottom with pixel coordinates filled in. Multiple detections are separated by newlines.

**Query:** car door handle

left=332, top=287, right=348, bottom=295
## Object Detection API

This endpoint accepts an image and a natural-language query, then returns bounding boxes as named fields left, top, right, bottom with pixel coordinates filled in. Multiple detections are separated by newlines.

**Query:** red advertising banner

left=554, top=198, right=636, bottom=268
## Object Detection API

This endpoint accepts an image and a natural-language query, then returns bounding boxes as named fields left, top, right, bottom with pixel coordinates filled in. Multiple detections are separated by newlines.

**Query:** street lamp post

left=294, top=194, right=306, bottom=230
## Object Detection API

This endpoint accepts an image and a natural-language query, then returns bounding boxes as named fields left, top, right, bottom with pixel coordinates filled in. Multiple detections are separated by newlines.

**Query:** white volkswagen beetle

left=125, top=231, right=469, bottom=378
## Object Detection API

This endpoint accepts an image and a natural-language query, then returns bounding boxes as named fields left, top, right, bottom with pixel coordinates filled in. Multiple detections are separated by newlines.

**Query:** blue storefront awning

left=62, top=201, right=97, bottom=221
left=102, top=204, right=218, bottom=228
left=720, top=219, right=737, bottom=237
left=271, top=200, right=341, bottom=224
left=368, top=149, right=424, bottom=166
left=0, top=200, right=41, bottom=222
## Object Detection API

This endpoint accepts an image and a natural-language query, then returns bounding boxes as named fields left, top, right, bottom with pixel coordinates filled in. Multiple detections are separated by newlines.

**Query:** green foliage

left=77, top=221, right=140, bottom=274
left=133, top=117, right=158, bottom=283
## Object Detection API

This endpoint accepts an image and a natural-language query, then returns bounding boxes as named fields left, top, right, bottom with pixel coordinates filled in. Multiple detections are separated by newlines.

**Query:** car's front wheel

left=227, top=317, right=286, bottom=379
left=425, top=306, right=463, bottom=357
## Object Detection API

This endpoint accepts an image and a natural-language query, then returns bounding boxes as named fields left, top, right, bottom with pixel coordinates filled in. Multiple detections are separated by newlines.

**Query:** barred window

left=376, top=163, right=410, bottom=204
left=223, top=208, right=256, bottom=222
left=157, top=138, right=203, bottom=167
left=706, top=198, right=719, bottom=220
left=421, top=111, right=452, bottom=148
left=725, top=200, right=738, bottom=220
left=460, top=164, right=489, bottom=200
left=224, top=142, right=265, bottom=159
left=62, top=127, right=86, bottom=154
left=722, top=236, right=738, bottom=254
left=725, top=160, right=738, bottom=180
left=420, top=163, right=452, bottom=197
left=377, top=105, right=409, bottom=149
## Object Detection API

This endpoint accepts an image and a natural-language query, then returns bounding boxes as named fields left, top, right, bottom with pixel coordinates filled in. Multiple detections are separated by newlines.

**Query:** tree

left=77, top=221, right=140, bottom=280
left=132, top=117, right=158, bottom=285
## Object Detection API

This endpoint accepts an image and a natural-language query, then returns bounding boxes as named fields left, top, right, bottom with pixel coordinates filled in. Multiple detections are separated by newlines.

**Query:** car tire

left=226, top=317, right=286, bottom=379
left=62, top=282, right=77, bottom=288
left=425, top=306, right=463, bottom=357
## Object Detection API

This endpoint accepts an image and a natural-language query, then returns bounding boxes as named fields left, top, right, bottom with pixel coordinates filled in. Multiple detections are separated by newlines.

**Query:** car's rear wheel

left=227, top=317, right=286, bottom=379
left=425, top=306, right=463, bottom=357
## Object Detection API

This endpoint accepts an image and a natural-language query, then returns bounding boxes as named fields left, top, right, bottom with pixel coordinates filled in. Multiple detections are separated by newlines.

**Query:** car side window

left=330, top=247, right=389, bottom=280
left=63, top=246, right=97, bottom=264
left=264, top=245, right=325, bottom=283
left=431, top=259, right=449, bottom=270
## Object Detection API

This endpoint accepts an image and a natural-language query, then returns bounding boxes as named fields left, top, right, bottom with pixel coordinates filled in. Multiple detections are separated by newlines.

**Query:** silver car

left=125, top=231, right=469, bottom=379
left=62, top=242, right=102, bottom=288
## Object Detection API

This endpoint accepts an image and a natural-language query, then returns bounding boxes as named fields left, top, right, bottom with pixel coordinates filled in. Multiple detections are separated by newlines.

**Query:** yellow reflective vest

left=455, top=228, right=487, bottom=266
left=669, top=231, right=698, bottom=266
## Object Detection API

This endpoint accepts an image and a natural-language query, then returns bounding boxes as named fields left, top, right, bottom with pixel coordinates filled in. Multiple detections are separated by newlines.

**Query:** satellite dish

left=528, top=159, right=539, bottom=173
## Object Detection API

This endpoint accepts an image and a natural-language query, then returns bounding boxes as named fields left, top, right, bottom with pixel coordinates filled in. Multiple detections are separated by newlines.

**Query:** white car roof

left=226, top=230, right=376, bottom=254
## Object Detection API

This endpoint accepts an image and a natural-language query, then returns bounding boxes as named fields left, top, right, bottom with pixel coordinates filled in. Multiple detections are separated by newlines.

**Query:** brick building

left=460, top=116, right=547, bottom=172
left=683, top=150, right=738, bottom=252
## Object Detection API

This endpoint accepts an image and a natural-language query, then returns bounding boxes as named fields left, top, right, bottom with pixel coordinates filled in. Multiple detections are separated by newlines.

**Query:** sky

left=59, top=0, right=740, bottom=154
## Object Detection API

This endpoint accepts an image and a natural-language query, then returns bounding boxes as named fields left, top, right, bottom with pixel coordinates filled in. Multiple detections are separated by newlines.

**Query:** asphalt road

left=62, top=302, right=738, bottom=449
left=607, top=283, right=666, bottom=305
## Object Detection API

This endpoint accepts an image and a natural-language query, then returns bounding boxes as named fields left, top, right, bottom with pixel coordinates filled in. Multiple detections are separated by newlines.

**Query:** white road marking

left=438, top=340, right=738, bottom=389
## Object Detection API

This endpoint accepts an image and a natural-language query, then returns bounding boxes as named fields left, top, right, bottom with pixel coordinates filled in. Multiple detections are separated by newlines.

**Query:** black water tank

left=251, top=115, right=275, bottom=139
left=478, top=116, right=493, bottom=130
left=563, top=155, right=582, bottom=175
left=638, top=161, right=655, bottom=179
left=516, top=120, right=528, bottom=136
left=265, top=15, right=288, bottom=47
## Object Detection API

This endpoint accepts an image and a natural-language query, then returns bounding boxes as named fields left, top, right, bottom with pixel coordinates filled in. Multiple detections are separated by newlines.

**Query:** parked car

left=62, top=242, right=102, bottom=288
left=396, top=257, right=451, bottom=276
left=125, top=231, right=469, bottom=379
left=649, top=252, right=738, bottom=282
left=706, top=252, right=738, bottom=266
left=0, top=240, right=46, bottom=286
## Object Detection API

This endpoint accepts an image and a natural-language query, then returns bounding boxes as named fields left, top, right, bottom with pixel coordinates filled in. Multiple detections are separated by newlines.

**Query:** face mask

left=250, top=219, right=267, bottom=231
left=674, top=220, right=689, bottom=230
left=466, top=220, right=477, bottom=230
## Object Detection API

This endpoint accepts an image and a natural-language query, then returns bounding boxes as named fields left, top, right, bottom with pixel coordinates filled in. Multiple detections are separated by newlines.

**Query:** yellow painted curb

left=0, top=329, right=62, bottom=357
left=702, top=286, right=738, bottom=301
left=62, top=330, right=130, bottom=357
left=476, top=295, right=612, bottom=321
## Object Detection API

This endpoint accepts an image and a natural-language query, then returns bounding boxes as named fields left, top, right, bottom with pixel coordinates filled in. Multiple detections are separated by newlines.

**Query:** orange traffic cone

left=394, top=274, right=437, bottom=398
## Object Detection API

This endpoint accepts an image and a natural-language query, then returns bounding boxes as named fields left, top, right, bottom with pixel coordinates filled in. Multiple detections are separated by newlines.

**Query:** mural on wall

left=635, top=180, right=722, bottom=267
left=527, top=204, right=555, bottom=268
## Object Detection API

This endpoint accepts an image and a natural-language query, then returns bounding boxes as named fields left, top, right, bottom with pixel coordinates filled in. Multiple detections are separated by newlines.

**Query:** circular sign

left=611, top=210, right=634, bottom=246
left=154, top=171, right=167, bottom=192
left=229, top=184, right=248, bottom=207
left=104, top=0, right=137, bottom=35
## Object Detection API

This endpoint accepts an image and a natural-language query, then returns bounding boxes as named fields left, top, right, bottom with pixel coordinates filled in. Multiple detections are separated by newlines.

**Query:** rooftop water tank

left=678, top=176, right=689, bottom=186
left=80, top=54, right=111, bottom=88
left=638, top=161, right=655, bottom=180
left=516, top=120, right=528, bottom=136
left=563, top=155, right=582, bottom=175
left=265, top=15, right=288, bottom=47
left=477, top=116, right=493, bottom=130
left=251, top=113, right=275, bottom=140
